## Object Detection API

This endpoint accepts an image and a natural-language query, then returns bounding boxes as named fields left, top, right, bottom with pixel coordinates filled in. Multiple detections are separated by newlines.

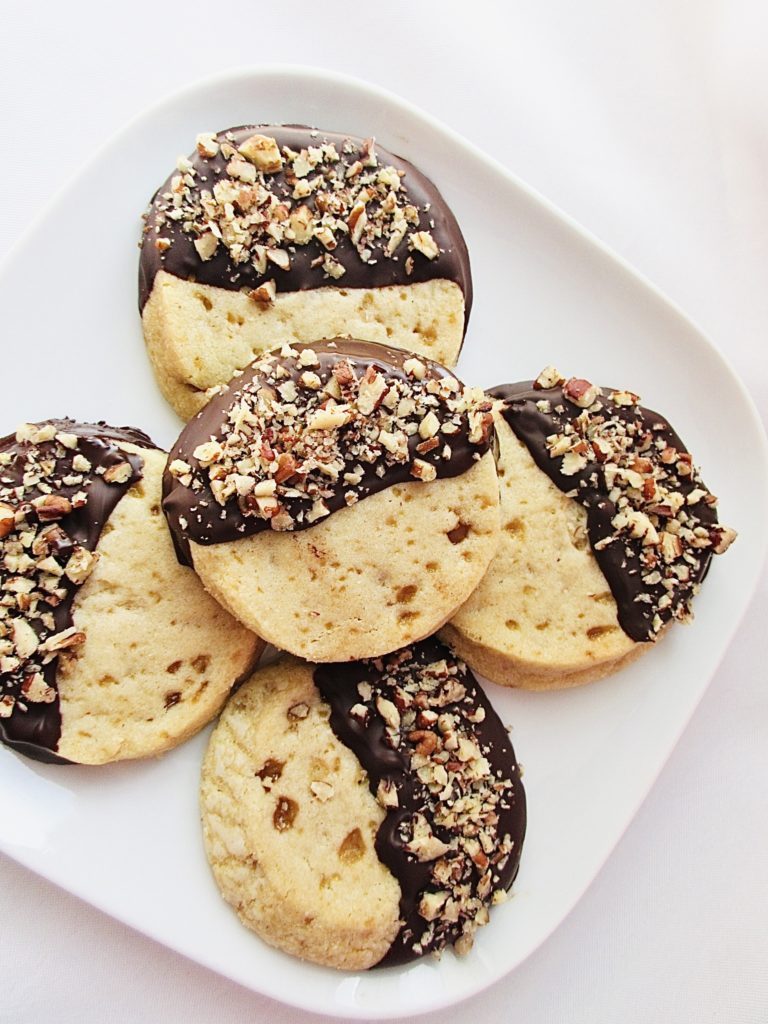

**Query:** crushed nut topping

left=165, top=342, right=493, bottom=544
left=144, top=127, right=442, bottom=287
left=314, top=639, right=525, bottom=964
left=497, top=371, right=736, bottom=640
left=0, top=422, right=145, bottom=746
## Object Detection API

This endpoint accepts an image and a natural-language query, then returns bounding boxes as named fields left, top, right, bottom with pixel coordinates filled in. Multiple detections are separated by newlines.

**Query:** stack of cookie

left=0, top=124, right=735, bottom=971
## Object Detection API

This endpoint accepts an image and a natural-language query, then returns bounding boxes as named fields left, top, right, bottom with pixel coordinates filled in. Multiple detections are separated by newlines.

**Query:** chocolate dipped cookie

left=163, top=340, right=500, bottom=662
left=200, top=638, right=526, bottom=970
left=0, top=421, right=262, bottom=764
left=140, top=125, right=472, bottom=420
left=441, top=368, right=737, bottom=690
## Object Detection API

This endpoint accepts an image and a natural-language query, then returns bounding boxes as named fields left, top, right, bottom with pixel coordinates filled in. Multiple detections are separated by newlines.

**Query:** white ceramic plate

left=1, top=66, right=766, bottom=1019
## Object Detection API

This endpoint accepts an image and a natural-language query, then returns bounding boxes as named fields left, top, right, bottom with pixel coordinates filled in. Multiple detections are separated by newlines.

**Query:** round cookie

left=0, top=421, right=263, bottom=765
left=163, top=340, right=501, bottom=662
left=200, top=639, right=526, bottom=969
left=441, top=368, right=737, bottom=690
left=139, top=125, right=472, bottom=420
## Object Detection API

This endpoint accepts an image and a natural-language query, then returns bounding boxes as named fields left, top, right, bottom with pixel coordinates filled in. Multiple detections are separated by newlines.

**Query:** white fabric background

left=1, top=2, right=766, bottom=1021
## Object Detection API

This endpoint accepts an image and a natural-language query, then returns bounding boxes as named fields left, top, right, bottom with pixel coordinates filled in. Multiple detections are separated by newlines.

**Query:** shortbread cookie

left=140, top=125, right=472, bottom=419
left=163, top=341, right=500, bottom=662
left=441, top=369, right=736, bottom=690
left=0, top=421, right=262, bottom=764
left=200, top=639, right=526, bottom=969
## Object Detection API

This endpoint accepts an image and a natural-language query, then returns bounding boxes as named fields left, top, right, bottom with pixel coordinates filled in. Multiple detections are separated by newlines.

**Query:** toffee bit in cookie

left=313, top=637, right=526, bottom=965
left=164, top=341, right=494, bottom=544
left=493, top=371, right=736, bottom=641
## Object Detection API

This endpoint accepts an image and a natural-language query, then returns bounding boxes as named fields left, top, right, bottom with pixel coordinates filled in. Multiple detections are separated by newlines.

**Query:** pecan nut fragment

left=33, top=495, right=73, bottom=521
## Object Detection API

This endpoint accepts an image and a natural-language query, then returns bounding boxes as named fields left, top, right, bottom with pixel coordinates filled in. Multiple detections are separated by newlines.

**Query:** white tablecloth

left=1, top=2, right=766, bottom=1021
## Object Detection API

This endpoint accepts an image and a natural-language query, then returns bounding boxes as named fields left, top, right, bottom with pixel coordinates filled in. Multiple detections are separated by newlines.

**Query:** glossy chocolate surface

left=163, top=340, right=492, bottom=564
left=139, top=125, right=472, bottom=328
left=314, top=637, right=526, bottom=966
left=492, top=381, right=719, bottom=642
left=0, top=422, right=154, bottom=762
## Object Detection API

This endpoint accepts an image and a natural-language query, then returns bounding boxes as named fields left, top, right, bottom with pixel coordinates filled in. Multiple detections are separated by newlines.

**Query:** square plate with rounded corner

left=0, top=66, right=766, bottom=1020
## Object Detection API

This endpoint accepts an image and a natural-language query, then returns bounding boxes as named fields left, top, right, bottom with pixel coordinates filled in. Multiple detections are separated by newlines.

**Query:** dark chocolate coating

left=314, top=637, right=526, bottom=966
left=163, top=340, right=491, bottom=564
left=492, top=381, right=718, bottom=642
left=0, top=421, right=155, bottom=762
left=138, top=125, right=472, bottom=330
